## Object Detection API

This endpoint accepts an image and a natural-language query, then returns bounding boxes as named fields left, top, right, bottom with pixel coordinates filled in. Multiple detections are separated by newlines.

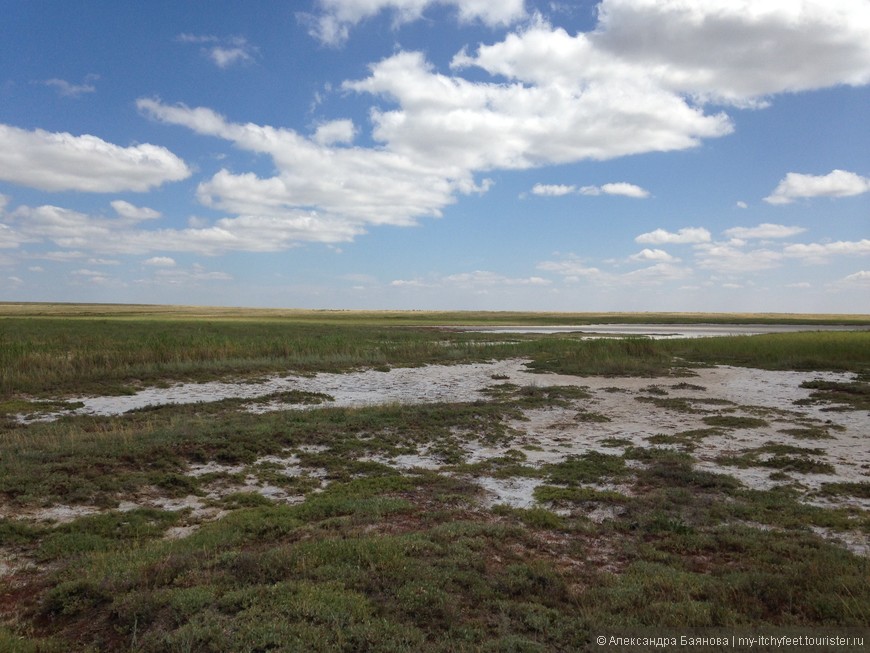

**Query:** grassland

left=2, top=303, right=868, bottom=401
left=1, top=304, right=869, bottom=651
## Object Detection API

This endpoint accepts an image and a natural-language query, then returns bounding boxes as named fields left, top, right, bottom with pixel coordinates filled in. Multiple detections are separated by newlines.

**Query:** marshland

left=1, top=303, right=869, bottom=651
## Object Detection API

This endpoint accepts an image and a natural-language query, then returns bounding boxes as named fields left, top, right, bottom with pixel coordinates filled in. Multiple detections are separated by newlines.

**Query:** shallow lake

left=449, top=323, right=868, bottom=339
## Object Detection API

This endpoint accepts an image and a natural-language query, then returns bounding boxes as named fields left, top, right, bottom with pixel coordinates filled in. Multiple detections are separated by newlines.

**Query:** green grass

left=1, top=310, right=868, bottom=401
left=702, top=415, right=769, bottom=429
left=8, top=478, right=868, bottom=651
left=0, top=317, right=527, bottom=399
left=798, top=379, right=870, bottom=411
left=716, top=444, right=837, bottom=476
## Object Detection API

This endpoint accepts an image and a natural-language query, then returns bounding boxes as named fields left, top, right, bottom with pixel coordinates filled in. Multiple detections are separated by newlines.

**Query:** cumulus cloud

left=307, top=0, right=526, bottom=45
left=593, top=0, right=870, bottom=105
left=621, top=262, right=692, bottom=284
left=134, top=2, right=870, bottom=254
left=352, top=50, right=731, bottom=171
left=694, top=242, right=783, bottom=273
left=635, top=227, right=711, bottom=245
left=536, top=256, right=602, bottom=281
left=144, top=256, right=176, bottom=267
left=0, top=124, right=191, bottom=192
left=210, top=46, right=254, bottom=68
left=538, top=253, right=690, bottom=287
left=764, top=169, right=870, bottom=204
left=532, top=183, right=575, bottom=196
left=313, top=119, right=356, bottom=145
left=691, top=231, right=870, bottom=274
left=177, top=34, right=256, bottom=68
left=590, top=183, right=649, bottom=198
left=7, top=197, right=366, bottom=256
left=839, top=270, right=870, bottom=286
left=783, top=239, right=870, bottom=263
left=111, top=200, right=162, bottom=222
left=630, top=248, right=678, bottom=262
left=455, top=1, right=870, bottom=105
left=722, top=223, right=806, bottom=240
left=0, top=221, right=29, bottom=249
left=533, top=182, right=650, bottom=198
left=138, top=98, right=476, bottom=240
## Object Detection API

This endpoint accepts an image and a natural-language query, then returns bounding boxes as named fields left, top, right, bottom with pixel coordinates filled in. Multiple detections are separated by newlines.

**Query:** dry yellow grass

left=2, top=301, right=868, bottom=325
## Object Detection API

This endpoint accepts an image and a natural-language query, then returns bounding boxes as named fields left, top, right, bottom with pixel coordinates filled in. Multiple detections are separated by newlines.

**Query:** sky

left=1, top=0, right=868, bottom=313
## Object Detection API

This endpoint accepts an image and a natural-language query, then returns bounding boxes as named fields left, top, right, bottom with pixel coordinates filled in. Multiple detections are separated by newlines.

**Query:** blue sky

left=1, top=0, right=868, bottom=312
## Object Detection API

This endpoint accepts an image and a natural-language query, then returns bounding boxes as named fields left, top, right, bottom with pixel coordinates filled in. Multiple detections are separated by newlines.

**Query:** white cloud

left=736, top=201, right=748, bottom=209
left=764, top=169, right=870, bottom=204
left=532, top=182, right=649, bottom=198
left=313, top=119, right=356, bottom=145
left=144, top=256, right=176, bottom=267
left=8, top=198, right=364, bottom=256
left=39, top=75, right=98, bottom=98
left=630, top=248, right=678, bottom=262
left=532, top=183, right=575, bottom=196
left=135, top=262, right=232, bottom=287
left=538, top=253, right=690, bottom=287
left=722, top=223, right=806, bottom=240
left=390, top=277, right=433, bottom=288
left=391, top=270, right=550, bottom=290
left=783, top=239, right=870, bottom=263
left=210, top=46, right=254, bottom=68
left=178, top=34, right=257, bottom=68
left=138, top=98, right=473, bottom=241
left=694, top=243, right=783, bottom=273
left=308, top=0, right=526, bottom=45
left=352, top=50, right=731, bottom=171
left=578, top=183, right=650, bottom=198
left=134, top=1, right=870, bottom=256
left=443, top=270, right=551, bottom=287
left=0, top=221, right=29, bottom=249
left=635, top=227, right=711, bottom=245
left=621, top=262, right=692, bottom=284
left=536, top=256, right=602, bottom=281
left=71, top=268, right=116, bottom=286
left=599, top=182, right=649, bottom=198
left=839, top=270, right=870, bottom=286
left=593, top=0, right=870, bottom=105
left=0, top=124, right=191, bottom=192
left=111, top=200, right=162, bottom=222
left=176, top=34, right=220, bottom=44
left=455, top=1, right=870, bottom=107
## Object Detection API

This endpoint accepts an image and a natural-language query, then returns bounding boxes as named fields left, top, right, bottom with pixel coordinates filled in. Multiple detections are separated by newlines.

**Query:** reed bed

left=2, top=315, right=868, bottom=401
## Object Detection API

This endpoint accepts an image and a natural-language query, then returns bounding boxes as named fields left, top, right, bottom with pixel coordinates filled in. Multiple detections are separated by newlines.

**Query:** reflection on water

left=451, top=324, right=866, bottom=339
